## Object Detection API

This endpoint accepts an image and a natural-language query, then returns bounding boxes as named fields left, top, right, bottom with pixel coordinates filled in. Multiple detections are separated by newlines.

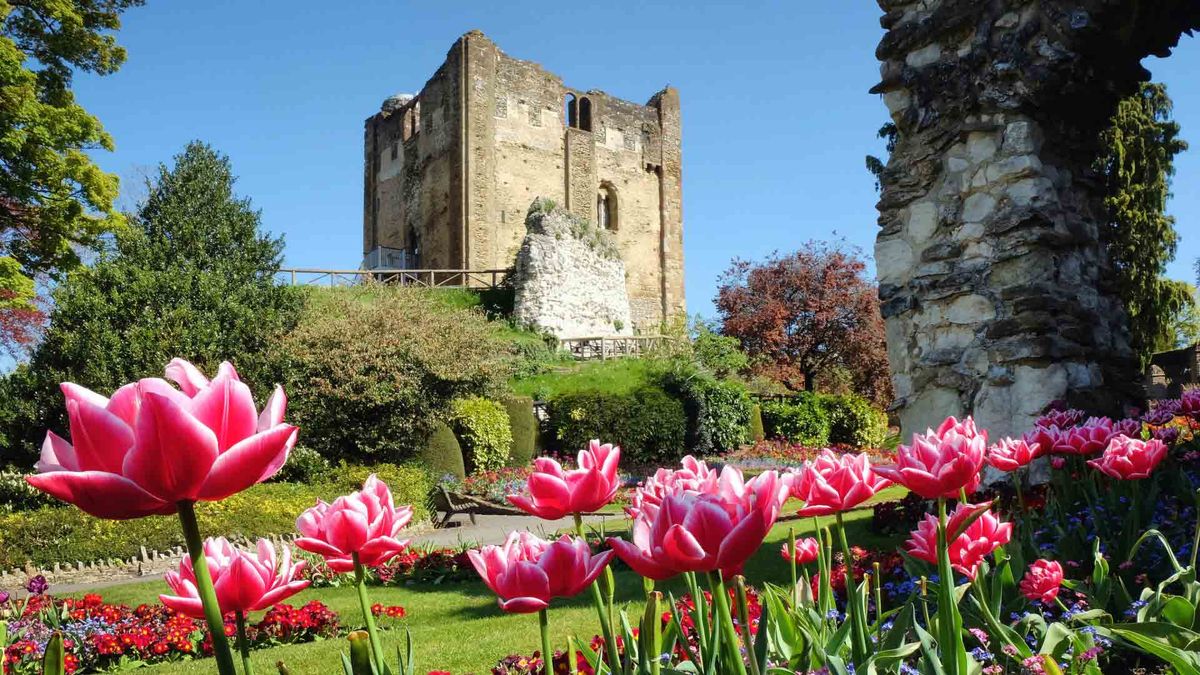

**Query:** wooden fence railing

left=559, top=335, right=669, bottom=361
left=277, top=268, right=512, bottom=289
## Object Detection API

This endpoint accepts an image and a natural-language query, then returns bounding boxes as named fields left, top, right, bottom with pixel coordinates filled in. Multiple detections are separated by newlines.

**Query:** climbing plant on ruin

left=1096, top=82, right=1193, bottom=361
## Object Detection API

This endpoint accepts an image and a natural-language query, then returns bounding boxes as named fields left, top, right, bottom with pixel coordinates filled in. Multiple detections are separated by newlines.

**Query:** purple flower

left=25, top=574, right=48, bottom=596
left=0, top=590, right=9, bottom=603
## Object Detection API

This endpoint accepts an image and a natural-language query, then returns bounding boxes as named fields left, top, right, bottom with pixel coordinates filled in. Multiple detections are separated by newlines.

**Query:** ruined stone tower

left=363, top=31, right=685, bottom=331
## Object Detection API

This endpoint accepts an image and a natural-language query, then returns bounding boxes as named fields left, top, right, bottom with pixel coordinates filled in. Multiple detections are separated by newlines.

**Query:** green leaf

left=41, top=632, right=65, bottom=675
left=1107, top=627, right=1200, bottom=675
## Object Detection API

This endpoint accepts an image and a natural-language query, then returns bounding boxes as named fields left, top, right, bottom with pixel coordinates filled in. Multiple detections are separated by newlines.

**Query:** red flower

left=1087, top=435, right=1168, bottom=480
left=790, top=450, right=891, bottom=516
left=986, top=438, right=1042, bottom=472
left=875, top=416, right=986, bottom=499
left=1019, top=559, right=1063, bottom=603
left=780, top=537, right=819, bottom=564
left=904, top=502, right=1011, bottom=580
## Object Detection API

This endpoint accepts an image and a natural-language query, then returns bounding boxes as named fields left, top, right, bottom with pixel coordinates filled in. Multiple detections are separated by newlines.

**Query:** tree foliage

left=1095, top=82, right=1191, bottom=362
left=0, top=1, right=143, bottom=350
left=0, top=141, right=302, bottom=466
left=715, top=243, right=892, bottom=405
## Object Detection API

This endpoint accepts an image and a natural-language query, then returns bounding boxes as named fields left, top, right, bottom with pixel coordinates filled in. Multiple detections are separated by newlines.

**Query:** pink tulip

left=468, top=532, right=614, bottom=614
left=986, top=438, right=1042, bottom=472
left=27, top=359, right=297, bottom=519
left=790, top=450, right=891, bottom=516
left=160, top=537, right=309, bottom=618
left=904, top=501, right=1011, bottom=580
left=1019, top=559, right=1063, bottom=604
left=626, top=455, right=719, bottom=520
left=1054, top=417, right=1117, bottom=455
left=874, top=416, right=986, bottom=499
left=507, top=440, right=621, bottom=520
left=607, top=470, right=787, bottom=580
left=781, top=537, right=819, bottom=565
left=1035, top=409, right=1085, bottom=429
left=295, top=474, right=413, bottom=573
left=1087, top=435, right=1168, bottom=480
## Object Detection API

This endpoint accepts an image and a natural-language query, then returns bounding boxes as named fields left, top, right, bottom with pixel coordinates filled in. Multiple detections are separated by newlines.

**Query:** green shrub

left=503, top=396, right=538, bottom=467
left=749, top=404, right=765, bottom=442
left=422, top=421, right=466, bottom=480
left=692, top=327, right=748, bottom=378
left=819, top=394, right=889, bottom=448
left=761, top=395, right=830, bottom=446
left=449, top=397, right=512, bottom=472
left=548, top=386, right=686, bottom=464
left=271, top=446, right=331, bottom=484
left=0, top=470, right=57, bottom=512
left=663, top=372, right=751, bottom=454
left=0, top=470, right=433, bottom=569
left=274, top=285, right=511, bottom=464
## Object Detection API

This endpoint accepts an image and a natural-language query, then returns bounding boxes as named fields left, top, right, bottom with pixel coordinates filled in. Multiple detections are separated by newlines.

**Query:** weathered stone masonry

left=363, top=31, right=685, bottom=331
left=872, top=0, right=1200, bottom=437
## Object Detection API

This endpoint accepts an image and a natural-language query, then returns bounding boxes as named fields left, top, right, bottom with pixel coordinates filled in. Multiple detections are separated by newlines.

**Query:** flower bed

left=2, top=593, right=340, bottom=674
left=713, top=439, right=894, bottom=471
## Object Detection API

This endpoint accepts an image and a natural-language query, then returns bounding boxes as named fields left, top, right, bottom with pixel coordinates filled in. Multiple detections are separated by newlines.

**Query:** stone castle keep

left=362, top=31, right=685, bottom=330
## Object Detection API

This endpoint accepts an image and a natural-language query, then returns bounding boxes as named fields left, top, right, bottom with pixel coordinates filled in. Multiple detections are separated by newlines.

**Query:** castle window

left=390, top=141, right=398, bottom=160
left=564, top=93, right=578, bottom=128
left=401, top=109, right=413, bottom=141
left=597, top=183, right=617, bottom=231
left=410, top=101, right=421, bottom=136
left=578, top=97, right=592, bottom=132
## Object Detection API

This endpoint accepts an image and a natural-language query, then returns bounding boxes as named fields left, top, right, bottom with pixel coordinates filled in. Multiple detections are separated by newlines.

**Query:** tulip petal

left=125, top=392, right=219, bottom=503
left=258, top=385, right=287, bottom=432
left=26, top=471, right=172, bottom=519
left=36, top=431, right=77, bottom=473
left=716, top=510, right=769, bottom=573
left=254, top=580, right=311, bottom=611
left=197, top=425, right=298, bottom=500
left=606, top=537, right=676, bottom=581
left=188, top=363, right=258, bottom=451
left=498, top=596, right=550, bottom=613
left=325, top=508, right=370, bottom=556
left=60, top=382, right=109, bottom=409
left=159, top=594, right=206, bottom=619
left=67, top=399, right=134, bottom=473
left=165, top=358, right=211, bottom=396
left=105, top=383, right=142, bottom=428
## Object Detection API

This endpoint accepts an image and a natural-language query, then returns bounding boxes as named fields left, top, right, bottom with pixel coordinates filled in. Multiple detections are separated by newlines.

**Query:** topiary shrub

left=0, top=470, right=57, bottom=512
left=449, top=397, right=513, bottom=472
left=421, top=421, right=466, bottom=480
left=271, top=445, right=331, bottom=484
left=761, top=394, right=830, bottom=446
left=503, top=396, right=538, bottom=467
left=548, top=386, right=686, bottom=464
left=273, top=285, right=511, bottom=464
left=819, top=394, right=889, bottom=448
left=749, top=404, right=765, bottom=443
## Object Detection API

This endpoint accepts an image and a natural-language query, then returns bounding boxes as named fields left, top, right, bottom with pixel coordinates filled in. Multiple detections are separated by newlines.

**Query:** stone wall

left=512, top=201, right=634, bottom=339
left=363, top=31, right=685, bottom=332
left=872, top=0, right=1200, bottom=438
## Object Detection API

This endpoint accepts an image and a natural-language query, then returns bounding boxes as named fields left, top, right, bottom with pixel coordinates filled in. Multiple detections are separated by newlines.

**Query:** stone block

left=966, top=132, right=998, bottom=163
left=945, top=294, right=996, bottom=324
left=875, top=237, right=914, bottom=284
left=962, top=193, right=996, bottom=222
left=907, top=201, right=939, bottom=243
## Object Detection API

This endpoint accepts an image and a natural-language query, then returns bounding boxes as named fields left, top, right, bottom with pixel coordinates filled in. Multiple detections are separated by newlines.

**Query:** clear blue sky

left=72, top=1, right=1200, bottom=318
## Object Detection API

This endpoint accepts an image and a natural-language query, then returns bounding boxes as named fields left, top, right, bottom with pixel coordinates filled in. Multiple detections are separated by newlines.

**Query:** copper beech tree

left=715, top=243, right=892, bottom=406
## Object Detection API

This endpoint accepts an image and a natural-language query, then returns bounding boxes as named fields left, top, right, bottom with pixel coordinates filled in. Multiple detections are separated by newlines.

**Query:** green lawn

left=509, top=359, right=658, bottom=399
left=85, top=496, right=902, bottom=674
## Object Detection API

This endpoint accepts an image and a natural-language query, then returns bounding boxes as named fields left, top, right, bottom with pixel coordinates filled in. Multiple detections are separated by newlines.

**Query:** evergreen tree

left=1095, top=82, right=1192, bottom=363
left=0, top=142, right=302, bottom=466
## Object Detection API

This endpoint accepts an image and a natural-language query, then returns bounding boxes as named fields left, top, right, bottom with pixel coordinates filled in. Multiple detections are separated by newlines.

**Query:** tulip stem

left=936, top=498, right=968, bottom=675
left=177, top=501, right=238, bottom=675
left=352, top=555, right=387, bottom=672
left=835, top=512, right=869, bottom=669
left=787, top=528, right=799, bottom=608
left=573, top=513, right=620, bottom=672
left=707, top=572, right=748, bottom=675
left=1190, top=489, right=1200, bottom=571
left=235, top=611, right=255, bottom=675
left=539, top=608, right=553, bottom=675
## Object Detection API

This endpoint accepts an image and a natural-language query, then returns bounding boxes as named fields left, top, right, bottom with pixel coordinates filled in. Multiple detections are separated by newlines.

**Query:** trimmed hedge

left=761, top=394, right=831, bottom=446
left=821, top=394, right=889, bottom=448
left=422, top=421, right=466, bottom=480
left=448, top=397, right=512, bottom=472
left=503, top=396, right=538, bottom=467
left=664, top=373, right=752, bottom=455
left=749, top=404, right=765, bottom=443
left=548, top=386, right=686, bottom=464
left=0, top=465, right=434, bottom=569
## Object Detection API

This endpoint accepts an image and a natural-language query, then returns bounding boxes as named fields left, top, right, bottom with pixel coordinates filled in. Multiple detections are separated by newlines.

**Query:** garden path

left=41, top=512, right=613, bottom=596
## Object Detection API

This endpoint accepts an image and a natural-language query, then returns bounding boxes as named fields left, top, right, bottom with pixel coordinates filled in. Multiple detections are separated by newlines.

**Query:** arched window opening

left=597, top=183, right=617, bottom=231
left=410, top=101, right=421, bottom=137
left=564, top=93, right=578, bottom=128
left=578, top=96, right=592, bottom=132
